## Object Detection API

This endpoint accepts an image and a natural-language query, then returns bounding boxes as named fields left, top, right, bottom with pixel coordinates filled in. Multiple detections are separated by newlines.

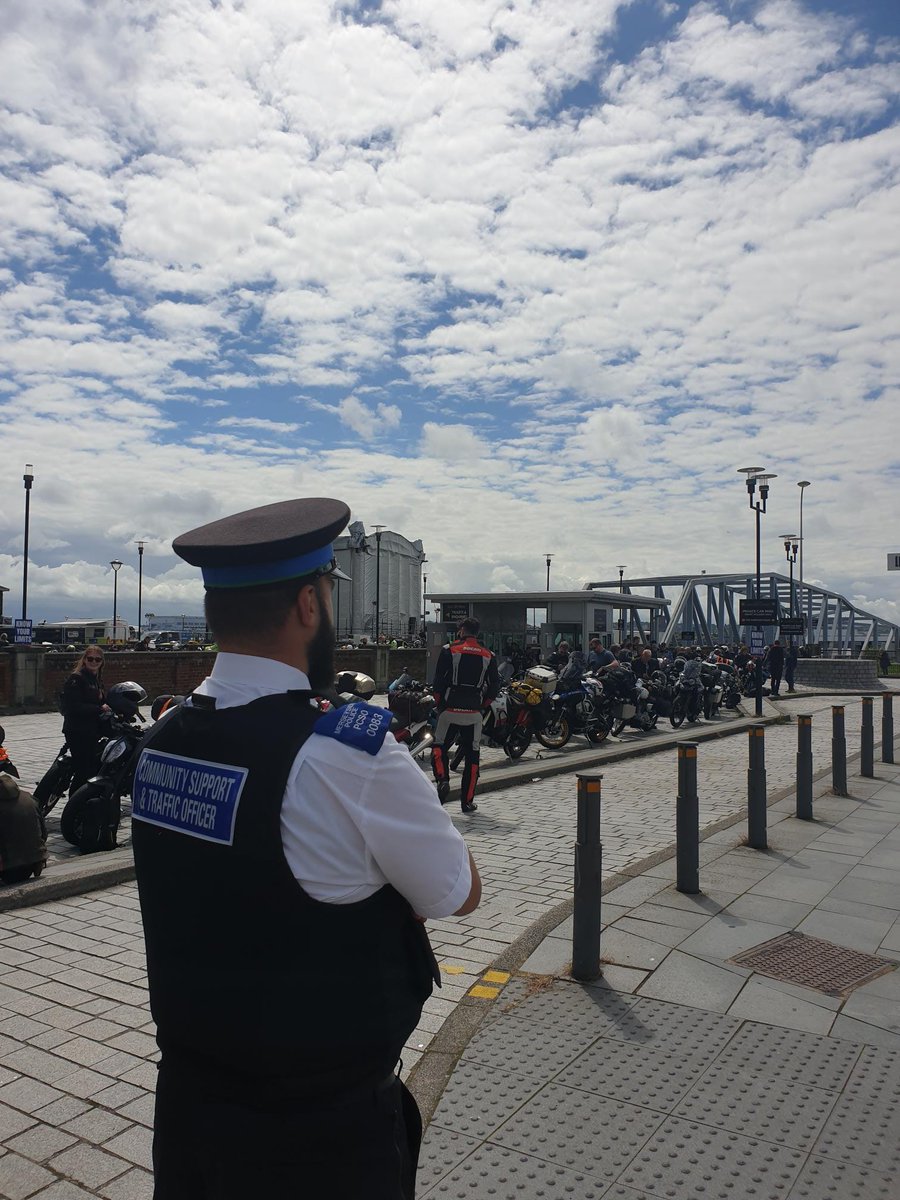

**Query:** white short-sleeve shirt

left=191, top=654, right=472, bottom=919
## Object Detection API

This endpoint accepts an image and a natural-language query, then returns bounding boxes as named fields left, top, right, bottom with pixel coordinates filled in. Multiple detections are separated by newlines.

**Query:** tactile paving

left=729, top=931, right=895, bottom=997
left=489, top=1081, right=663, bottom=1180
left=843, top=1045, right=900, bottom=1108
left=786, top=1155, right=897, bottom=1200
left=616, top=996, right=741, bottom=1055
left=486, top=979, right=639, bottom=1032
left=619, top=1115, right=806, bottom=1199
left=715, top=1021, right=862, bottom=1091
left=674, top=1059, right=839, bottom=1149
left=463, top=1010, right=600, bottom=1079
left=557, top=1037, right=712, bottom=1113
left=418, top=1143, right=607, bottom=1199
left=812, top=1093, right=900, bottom=1175
left=427, top=1059, right=542, bottom=1140
left=417, top=1126, right=481, bottom=1192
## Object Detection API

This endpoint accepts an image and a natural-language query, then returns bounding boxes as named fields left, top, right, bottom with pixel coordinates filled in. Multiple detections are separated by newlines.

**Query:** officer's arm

left=453, top=850, right=482, bottom=916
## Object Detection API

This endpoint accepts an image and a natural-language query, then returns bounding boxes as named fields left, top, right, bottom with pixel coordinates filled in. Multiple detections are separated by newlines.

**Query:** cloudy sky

left=1, top=0, right=898, bottom=629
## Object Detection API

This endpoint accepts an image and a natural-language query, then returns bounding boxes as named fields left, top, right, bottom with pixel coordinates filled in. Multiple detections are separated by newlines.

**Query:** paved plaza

left=0, top=693, right=892, bottom=1196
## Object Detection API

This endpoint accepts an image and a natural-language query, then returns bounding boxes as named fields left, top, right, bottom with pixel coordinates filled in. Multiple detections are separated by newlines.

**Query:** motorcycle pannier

left=388, top=689, right=433, bottom=725
left=524, top=666, right=557, bottom=695
left=509, top=680, right=544, bottom=707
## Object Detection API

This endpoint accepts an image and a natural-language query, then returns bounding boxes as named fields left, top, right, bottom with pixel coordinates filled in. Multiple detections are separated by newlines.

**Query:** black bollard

left=747, top=724, right=767, bottom=850
left=883, top=693, right=895, bottom=765
left=572, top=774, right=603, bottom=982
left=832, top=705, right=848, bottom=796
left=861, top=697, right=874, bottom=778
left=676, top=743, right=700, bottom=894
left=796, top=715, right=813, bottom=820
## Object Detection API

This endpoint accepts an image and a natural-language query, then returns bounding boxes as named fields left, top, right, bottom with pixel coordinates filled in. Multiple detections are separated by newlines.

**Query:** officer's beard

left=307, top=587, right=336, bottom=693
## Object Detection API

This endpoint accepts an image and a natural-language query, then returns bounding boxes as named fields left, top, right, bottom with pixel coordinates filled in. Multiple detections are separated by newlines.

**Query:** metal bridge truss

left=584, top=574, right=898, bottom=656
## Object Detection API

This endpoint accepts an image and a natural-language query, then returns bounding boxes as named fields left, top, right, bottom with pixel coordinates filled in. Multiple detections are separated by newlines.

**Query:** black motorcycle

left=60, top=682, right=148, bottom=853
left=535, top=675, right=610, bottom=750
left=670, top=673, right=703, bottom=727
left=33, top=743, right=76, bottom=818
left=600, top=666, right=659, bottom=737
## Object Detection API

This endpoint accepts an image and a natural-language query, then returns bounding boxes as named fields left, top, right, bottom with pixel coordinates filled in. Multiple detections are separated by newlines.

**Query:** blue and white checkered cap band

left=201, top=543, right=336, bottom=588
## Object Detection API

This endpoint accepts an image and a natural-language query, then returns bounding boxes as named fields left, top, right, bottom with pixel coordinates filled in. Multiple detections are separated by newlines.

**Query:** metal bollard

left=676, top=743, right=699, bottom=894
left=861, top=697, right=874, bottom=778
left=832, top=706, right=848, bottom=796
left=883, top=693, right=895, bottom=765
left=796, top=715, right=813, bottom=820
left=747, top=724, right=768, bottom=850
left=572, top=774, right=603, bottom=982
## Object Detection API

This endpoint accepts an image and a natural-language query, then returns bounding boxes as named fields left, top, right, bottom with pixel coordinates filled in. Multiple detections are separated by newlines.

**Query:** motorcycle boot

left=431, top=745, right=451, bottom=805
left=461, top=750, right=480, bottom=813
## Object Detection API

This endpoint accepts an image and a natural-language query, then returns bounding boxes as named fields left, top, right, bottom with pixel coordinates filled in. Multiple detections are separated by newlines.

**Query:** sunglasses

left=84, top=656, right=103, bottom=663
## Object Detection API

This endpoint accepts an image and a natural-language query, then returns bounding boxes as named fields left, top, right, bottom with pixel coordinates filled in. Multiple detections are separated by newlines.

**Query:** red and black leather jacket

left=433, top=637, right=500, bottom=713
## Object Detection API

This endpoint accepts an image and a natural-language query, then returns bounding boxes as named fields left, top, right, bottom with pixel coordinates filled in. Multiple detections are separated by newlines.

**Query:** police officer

left=431, top=617, right=499, bottom=813
left=131, top=497, right=481, bottom=1200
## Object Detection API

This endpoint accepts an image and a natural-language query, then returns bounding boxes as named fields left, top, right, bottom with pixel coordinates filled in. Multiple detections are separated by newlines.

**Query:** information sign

left=779, top=618, right=804, bottom=636
left=889, top=553, right=900, bottom=571
left=740, top=599, right=779, bottom=625
left=13, top=619, right=32, bottom=645
left=441, top=603, right=470, bottom=624
left=749, top=629, right=766, bottom=656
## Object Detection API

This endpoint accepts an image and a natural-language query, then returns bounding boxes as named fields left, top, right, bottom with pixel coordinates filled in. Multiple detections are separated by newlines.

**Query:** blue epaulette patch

left=313, top=702, right=393, bottom=756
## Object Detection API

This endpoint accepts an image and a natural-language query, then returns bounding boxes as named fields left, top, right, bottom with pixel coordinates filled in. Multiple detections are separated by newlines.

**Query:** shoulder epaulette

left=313, top=702, right=393, bottom=756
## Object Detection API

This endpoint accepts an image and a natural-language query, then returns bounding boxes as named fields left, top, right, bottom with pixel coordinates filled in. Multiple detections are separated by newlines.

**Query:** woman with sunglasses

left=61, top=649, right=111, bottom=795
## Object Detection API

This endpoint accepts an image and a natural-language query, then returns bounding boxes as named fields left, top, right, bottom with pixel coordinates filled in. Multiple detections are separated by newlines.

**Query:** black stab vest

left=132, top=691, right=436, bottom=1095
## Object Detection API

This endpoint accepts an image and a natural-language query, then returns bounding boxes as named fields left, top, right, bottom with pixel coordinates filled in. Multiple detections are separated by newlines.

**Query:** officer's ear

left=295, top=582, right=320, bottom=629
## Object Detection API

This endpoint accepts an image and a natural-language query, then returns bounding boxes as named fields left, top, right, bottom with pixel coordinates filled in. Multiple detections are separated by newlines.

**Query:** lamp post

left=779, top=538, right=800, bottom=654
left=797, top=481, right=810, bottom=645
left=22, top=464, right=34, bottom=621
left=110, top=560, right=123, bottom=644
left=738, top=467, right=776, bottom=716
left=372, top=525, right=385, bottom=643
left=421, top=559, right=429, bottom=637
left=616, top=565, right=626, bottom=643
left=544, top=553, right=553, bottom=591
left=135, top=541, right=146, bottom=642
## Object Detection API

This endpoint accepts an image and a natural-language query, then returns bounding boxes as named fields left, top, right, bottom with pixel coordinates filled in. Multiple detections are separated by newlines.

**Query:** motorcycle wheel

left=536, top=714, right=571, bottom=750
left=505, top=731, right=531, bottom=759
left=60, top=785, right=120, bottom=853
left=670, top=698, right=686, bottom=728
left=34, top=758, right=75, bottom=818
left=408, top=728, right=435, bottom=762
left=587, top=724, right=609, bottom=745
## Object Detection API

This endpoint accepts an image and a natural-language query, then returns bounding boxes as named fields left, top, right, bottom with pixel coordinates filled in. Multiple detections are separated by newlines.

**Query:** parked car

left=151, top=631, right=181, bottom=650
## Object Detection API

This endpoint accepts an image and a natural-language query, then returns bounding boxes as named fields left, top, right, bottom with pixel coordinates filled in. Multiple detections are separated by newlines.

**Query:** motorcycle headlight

left=101, top=738, right=129, bottom=764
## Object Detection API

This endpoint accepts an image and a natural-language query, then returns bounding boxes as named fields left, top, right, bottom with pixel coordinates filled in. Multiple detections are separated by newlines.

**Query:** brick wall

left=794, top=659, right=882, bottom=690
left=2, top=647, right=430, bottom=710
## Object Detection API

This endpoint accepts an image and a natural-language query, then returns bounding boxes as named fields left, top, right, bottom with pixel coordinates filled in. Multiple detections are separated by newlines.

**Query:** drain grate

left=729, top=931, right=895, bottom=998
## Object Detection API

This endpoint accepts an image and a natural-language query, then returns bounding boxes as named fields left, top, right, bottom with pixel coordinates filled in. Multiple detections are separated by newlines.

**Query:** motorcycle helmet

left=335, top=671, right=376, bottom=700
left=106, top=681, right=148, bottom=717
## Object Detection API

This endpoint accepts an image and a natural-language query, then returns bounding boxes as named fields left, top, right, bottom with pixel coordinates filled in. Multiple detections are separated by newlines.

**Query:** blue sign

left=750, top=629, right=766, bottom=656
left=132, top=749, right=247, bottom=845
left=13, top=620, right=32, bottom=645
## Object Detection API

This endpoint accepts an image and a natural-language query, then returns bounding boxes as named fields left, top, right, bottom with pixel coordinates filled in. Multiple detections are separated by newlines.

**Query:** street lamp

left=22, top=465, right=34, bottom=621
left=798, top=481, right=810, bottom=645
left=778, top=535, right=800, bottom=630
left=544, top=553, right=553, bottom=592
left=421, top=559, right=429, bottom=637
left=135, top=541, right=146, bottom=641
left=372, top=525, right=385, bottom=643
left=738, top=467, right=777, bottom=716
left=616, top=565, right=627, bottom=642
left=110, top=560, right=123, bottom=644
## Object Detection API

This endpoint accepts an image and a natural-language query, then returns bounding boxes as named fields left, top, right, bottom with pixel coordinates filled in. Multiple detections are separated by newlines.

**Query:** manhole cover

left=729, top=931, right=895, bottom=998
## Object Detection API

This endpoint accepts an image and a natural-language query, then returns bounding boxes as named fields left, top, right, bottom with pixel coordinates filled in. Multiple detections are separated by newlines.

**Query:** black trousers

left=67, top=735, right=100, bottom=795
left=152, top=1061, right=422, bottom=1199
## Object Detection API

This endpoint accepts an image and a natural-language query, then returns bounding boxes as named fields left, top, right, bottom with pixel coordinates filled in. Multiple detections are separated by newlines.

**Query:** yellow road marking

left=469, top=985, right=500, bottom=999
left=482, top=970, right=510, bottom=984
left=440, top=964, right=468, bottom=975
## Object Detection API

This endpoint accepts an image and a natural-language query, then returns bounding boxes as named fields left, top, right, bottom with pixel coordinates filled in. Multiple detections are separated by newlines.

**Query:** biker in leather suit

left=431, top=618, right=499, bottom=813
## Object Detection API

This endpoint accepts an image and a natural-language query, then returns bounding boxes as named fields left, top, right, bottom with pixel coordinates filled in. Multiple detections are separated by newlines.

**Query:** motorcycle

left=700, top=660, right=725, bottom=719
left=719, top=662, right=742, bottom=710
left=535, top=675, right=609, bottom=749
left=670, top=673, right=703, bottom=727
left=33, top=743, right=76, bottom=818
left=387, top=679, right=436, bottom=761
left=60, top=682, right=148, bottom=853
left=477, top=685, right=541, bottom=759
left=600, top=665, right=659, bottom=737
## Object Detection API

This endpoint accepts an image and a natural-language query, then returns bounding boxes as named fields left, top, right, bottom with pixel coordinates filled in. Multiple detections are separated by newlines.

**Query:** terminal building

left=333, top=524, right=425, bottom=643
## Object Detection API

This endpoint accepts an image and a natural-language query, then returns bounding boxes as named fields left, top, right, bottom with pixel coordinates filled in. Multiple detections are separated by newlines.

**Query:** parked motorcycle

left=670, top=674, right=703, bottom=727
left=33, top=743, right=76, bottom=818
left=600, top=665, right=659, bottom=737
left=700, top=660, right=725, bottom=719
left=387, top=679, right=436, bottom=761
left=60, top=682, right=148, bottom=853
left=535, top=675, right=609, bottom=749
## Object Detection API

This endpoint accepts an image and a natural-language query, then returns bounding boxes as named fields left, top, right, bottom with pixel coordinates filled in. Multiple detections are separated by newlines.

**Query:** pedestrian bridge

left=583, top=573, right=898, bottom=658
